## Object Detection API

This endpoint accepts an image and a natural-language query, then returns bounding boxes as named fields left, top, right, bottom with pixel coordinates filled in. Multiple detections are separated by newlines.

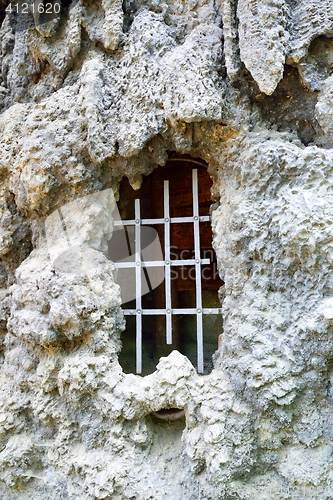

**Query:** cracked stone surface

left=1, top=0, right=333, bottom=498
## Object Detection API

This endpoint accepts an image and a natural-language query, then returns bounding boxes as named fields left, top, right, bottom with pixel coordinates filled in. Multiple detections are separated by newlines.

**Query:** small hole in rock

left=0, top=1, right=8, bottom=28
left=150, top=408, right=185, bottom=423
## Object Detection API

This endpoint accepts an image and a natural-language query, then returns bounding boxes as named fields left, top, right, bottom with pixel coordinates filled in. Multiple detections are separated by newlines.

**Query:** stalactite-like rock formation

left=1, top=0, right=333, bottom=499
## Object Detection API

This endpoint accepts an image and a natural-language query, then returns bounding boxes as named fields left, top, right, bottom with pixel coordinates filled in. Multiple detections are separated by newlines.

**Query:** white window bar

left=115, top=258, right=210, bottom=268
left=114, top=216, right=210, bottom=226
left=164, top=180, right=172, bottom=344
left=123, top=308, right=222, bottom=315
left=135, top=199, right=142, bottom=374
left=114, top=169, right=222, bottom=375
left=192, top=169, right=204, bottom=373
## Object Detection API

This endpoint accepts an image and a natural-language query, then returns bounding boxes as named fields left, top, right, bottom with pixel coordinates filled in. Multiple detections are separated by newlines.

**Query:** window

left=109, top=154, right=223, bottom=375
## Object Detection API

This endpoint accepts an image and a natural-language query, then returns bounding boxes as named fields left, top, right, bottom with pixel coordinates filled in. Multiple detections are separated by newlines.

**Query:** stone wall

left=1, top=0, right=333, bottom=498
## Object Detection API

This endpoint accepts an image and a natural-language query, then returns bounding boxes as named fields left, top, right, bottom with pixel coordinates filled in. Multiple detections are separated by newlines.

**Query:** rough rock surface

left=1, top=0, right=333, bottom=498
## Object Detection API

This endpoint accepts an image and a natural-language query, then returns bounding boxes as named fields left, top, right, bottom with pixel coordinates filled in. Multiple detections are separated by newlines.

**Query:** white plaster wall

left=1, top=0, right=333, bottom=498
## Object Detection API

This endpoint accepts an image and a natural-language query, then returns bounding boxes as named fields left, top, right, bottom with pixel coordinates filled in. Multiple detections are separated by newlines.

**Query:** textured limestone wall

left=1, top=0, right=333, bottom=498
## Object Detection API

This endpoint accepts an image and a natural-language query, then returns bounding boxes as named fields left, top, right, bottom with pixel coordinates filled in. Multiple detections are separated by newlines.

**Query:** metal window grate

left=114, top=169, right=222, bottom=374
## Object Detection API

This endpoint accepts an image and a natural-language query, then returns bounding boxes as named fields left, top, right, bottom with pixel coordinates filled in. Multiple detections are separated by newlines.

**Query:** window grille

left=113, top=169, right=222, bottom=374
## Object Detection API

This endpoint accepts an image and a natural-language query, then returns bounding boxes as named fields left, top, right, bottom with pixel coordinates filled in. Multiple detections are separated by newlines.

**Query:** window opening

left=109, top=155, right=223, bottom=375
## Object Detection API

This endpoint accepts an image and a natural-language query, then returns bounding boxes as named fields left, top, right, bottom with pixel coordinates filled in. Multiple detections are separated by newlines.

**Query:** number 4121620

left=5, top=3, right=61, bottom=14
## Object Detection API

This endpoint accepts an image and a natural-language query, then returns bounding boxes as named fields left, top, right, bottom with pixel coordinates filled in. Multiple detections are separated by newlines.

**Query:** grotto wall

left=1, top=0, right=333, bottom=499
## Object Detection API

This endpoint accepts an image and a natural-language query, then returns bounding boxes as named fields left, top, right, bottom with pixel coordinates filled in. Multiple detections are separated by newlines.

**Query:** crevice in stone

left=0, top=0, right=8, bottom=28
left=122, top=0, right=135, bottom=33
left=298, top=34, right=333, bottom=91
left=61, top=0, right=73, bottom=8
left=250, top=65, right=332, bottom=147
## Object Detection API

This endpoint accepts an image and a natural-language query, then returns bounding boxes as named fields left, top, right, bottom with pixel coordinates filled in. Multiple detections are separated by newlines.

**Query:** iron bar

left=135, top=199, right=142, bottom=374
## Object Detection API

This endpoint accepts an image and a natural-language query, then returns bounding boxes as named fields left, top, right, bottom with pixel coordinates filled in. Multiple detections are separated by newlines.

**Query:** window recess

left=109, top=154, right=223, bottom=375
